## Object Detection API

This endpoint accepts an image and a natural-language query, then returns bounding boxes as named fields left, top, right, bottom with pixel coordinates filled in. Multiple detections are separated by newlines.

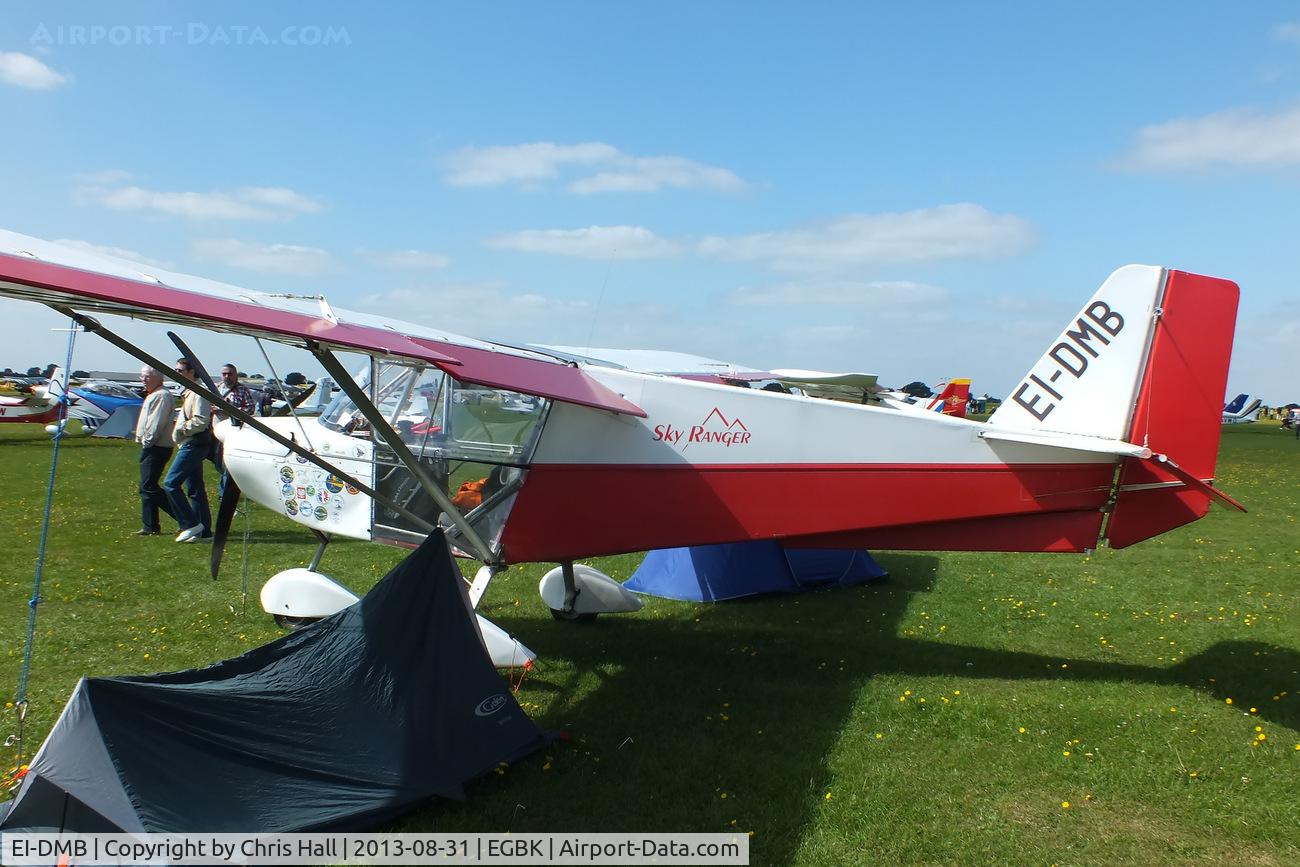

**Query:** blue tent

left=625, top=541, right=887, bottom=602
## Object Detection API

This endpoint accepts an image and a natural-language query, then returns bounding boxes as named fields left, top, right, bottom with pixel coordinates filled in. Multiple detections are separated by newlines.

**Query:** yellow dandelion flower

left=1189, top=772, right=1198, bottom=778
left=1249, top=707, right=1257, bottom=714
left=1063, top=751, right=1071, bottom=757
left=1061, top=801, right=1070, bottom=809
left=904, top=690, right=912, bottom=696
left=919, top=698, right=926, bottom=704
left=720, top=793, right=728, bottom=799
left=1018, top=727, right=1026, bottom=734
left=875, top=733, right=884, bottom=740
left=1255, top=726, right=1262, bottom=732
left=824, top=792, right=832, bottom=800
left=1257, top=733, right=1266, bottom=741
left=1225, top=698, right=1233, bottom=705
left=953, top=690, right=960, bottom=696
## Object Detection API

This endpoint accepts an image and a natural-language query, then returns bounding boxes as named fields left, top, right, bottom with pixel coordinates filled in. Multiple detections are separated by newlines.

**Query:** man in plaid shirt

left=216, top=363, right=257, bottom=421
left=213, top=363, right=257, bottom=496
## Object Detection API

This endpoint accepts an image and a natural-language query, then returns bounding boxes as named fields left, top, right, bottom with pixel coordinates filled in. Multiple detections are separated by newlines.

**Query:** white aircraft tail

left=44, top=366, right=69, bottom=400
left=989, top=264, right=1241, bottom=548
left=987, top=265, right=1165, bottom=441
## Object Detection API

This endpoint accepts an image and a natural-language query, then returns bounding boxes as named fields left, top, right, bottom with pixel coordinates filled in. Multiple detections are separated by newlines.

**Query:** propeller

left=210, top=476, right=242, bottom=580
left=166, top=331, right=219, bottom=394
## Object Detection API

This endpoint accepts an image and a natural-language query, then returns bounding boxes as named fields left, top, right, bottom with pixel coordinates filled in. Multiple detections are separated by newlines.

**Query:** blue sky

left=1, top=1, right=1297, bottom=401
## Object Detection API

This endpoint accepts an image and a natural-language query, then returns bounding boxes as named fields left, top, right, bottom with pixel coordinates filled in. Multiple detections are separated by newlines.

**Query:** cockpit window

left=320, top=361, right=549, bottom=466
left=316, top=360, right=551, bottom=550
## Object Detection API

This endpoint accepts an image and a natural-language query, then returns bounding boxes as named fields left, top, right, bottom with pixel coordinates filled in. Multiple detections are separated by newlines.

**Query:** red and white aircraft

left=0, top=392, right=60, bottom=426
left=0, top=230, right=1244, bottom=660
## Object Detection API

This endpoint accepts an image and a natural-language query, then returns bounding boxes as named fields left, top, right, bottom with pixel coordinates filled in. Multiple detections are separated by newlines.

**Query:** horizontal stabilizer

left=979, top=428, right=1151, bottom=458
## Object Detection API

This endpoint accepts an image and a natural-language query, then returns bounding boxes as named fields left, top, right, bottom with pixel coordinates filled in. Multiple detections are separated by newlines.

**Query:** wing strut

left=309, top=342, right=496, bottom=565
left=49, top=306, right=438, bottom=535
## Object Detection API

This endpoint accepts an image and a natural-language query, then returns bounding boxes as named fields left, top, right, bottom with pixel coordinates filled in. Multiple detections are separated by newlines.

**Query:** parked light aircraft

left=39, top=368, right=143, bottom=436
left=873, top=378, right=972, bottom=417
left=0, top=230, right=1245, bottom=665
left=0, top=391, right=60, bottom=425
left=1221, top=393, right=1262, bottom=425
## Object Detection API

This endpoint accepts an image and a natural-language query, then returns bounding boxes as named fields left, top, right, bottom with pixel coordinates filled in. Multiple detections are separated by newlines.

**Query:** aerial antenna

left=582, top=255, right=616, bottom=356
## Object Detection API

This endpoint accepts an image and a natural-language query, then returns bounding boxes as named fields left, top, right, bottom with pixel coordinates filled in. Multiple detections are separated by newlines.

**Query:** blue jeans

left=163, top=436, right=212, bottom=533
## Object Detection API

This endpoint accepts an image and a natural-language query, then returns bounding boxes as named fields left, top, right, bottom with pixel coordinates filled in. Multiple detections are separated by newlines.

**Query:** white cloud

left=484, top=225, right=683, bottom=260
left=1122, top=104, right=1300, bottom=170
left=567, top=155, right=746, bottom=194
left=699, top=204, right=1035, bottom=270
left=51, top=239, right=172, bottom=269
left=362, top=249, right=451, bottom=270
left=728, top=279, right=948, bottom=307
left=233, top=187, right=323, bottom=215
left=75, top=181, right=324, bottom=221
left=1273, top=22, right=1300, bottom=43
left=357, top=284, right=591, bottom=338
left=444, top=142, right=619, bottom=186
left=192, top=239, right=336, bottom=277
left=0, top=52, right=69, bottom=90
left=443, top=141, right=745, bottom=193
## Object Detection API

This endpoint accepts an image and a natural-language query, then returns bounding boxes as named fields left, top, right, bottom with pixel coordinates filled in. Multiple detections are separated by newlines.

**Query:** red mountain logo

left=652, top=407, right=752, bottom=449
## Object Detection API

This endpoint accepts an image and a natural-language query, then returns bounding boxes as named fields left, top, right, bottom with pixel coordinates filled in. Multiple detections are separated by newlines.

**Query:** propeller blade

left=166, top=331, right=220, bottom=394
left=210, top=476, right=242, bottom=580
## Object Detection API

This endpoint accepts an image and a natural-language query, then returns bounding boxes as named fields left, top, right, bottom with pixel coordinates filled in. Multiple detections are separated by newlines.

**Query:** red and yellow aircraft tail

left=924, top=378, right=971, bottom=417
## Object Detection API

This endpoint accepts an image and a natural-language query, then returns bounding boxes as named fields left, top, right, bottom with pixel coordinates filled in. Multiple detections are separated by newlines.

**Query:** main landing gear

left=537, top=561, right=643, bottom=623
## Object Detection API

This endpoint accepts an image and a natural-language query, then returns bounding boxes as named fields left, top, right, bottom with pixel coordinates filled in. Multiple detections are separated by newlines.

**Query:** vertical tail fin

left=987, top=265, right=1166, bottom=439
left=44, top=366, right=67, bottom=400
left=987, top=265, right=1240, bottom=547
left=925, top=378, right=971, bottom=417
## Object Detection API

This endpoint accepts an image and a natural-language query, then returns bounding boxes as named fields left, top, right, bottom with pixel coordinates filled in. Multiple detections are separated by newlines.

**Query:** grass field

left=0, top=422, right=1297, bottom=865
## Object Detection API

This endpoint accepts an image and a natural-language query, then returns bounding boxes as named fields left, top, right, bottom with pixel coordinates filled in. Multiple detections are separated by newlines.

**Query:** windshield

left=320, top=361, right=549, bottom=466
left=319, top=361, right=550, bottom=551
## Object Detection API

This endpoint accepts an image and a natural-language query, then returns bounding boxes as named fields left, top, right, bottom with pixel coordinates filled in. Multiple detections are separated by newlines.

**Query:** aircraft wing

left=0, top=230, right=645, bottom=418
left=769, top=369, right=879, bottom=391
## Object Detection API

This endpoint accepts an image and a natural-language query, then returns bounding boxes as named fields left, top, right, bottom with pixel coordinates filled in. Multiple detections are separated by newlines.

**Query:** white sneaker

left=176, top=524, right=205, bottom=543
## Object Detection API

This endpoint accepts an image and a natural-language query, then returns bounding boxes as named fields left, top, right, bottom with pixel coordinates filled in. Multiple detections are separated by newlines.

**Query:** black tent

left=0, top=532, right=549, bottom=832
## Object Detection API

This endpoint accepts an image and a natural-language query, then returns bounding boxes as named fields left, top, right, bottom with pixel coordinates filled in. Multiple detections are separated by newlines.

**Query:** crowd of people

left=133, top=359, right=255, bottom=541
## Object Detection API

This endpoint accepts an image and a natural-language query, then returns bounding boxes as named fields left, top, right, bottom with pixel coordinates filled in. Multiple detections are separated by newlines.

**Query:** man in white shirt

left=133, top=366, right=176, bottom=536
left=162, top=358, right=212, bottom=542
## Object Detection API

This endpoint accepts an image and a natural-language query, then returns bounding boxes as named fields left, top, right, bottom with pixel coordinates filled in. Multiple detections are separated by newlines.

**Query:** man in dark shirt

left=213, top=363, right=256, bottom=497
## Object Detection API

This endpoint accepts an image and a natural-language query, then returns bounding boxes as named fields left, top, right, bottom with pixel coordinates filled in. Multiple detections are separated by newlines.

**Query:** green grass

left=0, top=422, right=1297, bottom=865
